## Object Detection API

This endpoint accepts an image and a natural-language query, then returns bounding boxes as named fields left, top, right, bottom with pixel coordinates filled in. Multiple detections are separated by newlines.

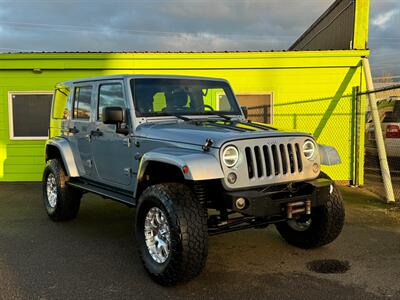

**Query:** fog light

left=227, top=172, right=237, bottom=184
left=235, top=197, right=247, bottom=210
left=312, top=163, right=320, bottom=173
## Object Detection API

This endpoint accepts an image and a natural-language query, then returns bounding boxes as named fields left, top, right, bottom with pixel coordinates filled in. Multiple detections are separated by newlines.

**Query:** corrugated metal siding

left=289, top=0, right=355, bottom=50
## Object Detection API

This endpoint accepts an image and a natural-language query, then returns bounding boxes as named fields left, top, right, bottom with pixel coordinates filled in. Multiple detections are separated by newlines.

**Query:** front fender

left=46, top=138, right=81, bottom=177
left=318, top=144, right=341, bottom=166
left=137, top=147, right=224, bottom=182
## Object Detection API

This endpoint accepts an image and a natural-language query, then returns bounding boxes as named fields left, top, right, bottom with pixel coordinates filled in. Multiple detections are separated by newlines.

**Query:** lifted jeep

left=43, top=75, right=345, bottom=286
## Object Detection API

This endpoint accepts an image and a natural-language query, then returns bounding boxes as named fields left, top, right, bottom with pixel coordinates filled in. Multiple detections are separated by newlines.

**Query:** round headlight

left=223, top=146, right=239, bottom=168
left=303, top=140, right=316, bottom=160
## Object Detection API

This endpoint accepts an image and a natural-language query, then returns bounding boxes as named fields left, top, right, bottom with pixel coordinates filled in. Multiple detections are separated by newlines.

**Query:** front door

left=91, top=81, right=135, bottom=189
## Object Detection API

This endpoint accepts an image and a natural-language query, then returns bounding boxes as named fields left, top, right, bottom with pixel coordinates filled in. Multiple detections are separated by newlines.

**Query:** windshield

left=131, top=78, right=241, bottom=117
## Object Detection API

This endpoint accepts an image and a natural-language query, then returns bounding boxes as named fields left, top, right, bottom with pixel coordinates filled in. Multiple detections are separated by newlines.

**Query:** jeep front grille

left=220, top=136, right=320, bottom=190
left=244, top=143, right=303, bottom=179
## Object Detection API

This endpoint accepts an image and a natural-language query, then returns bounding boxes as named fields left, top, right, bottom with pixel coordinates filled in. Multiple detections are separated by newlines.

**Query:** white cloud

left=372, top=9, right=399, bottom=29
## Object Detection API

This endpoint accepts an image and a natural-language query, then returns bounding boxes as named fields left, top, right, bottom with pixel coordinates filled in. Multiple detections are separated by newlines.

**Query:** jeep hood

left=136, top=120, right=313, bottom=148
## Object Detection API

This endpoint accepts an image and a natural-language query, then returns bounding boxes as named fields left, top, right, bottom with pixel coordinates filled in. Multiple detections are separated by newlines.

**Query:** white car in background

left=366, top=98, right=400, bottom=159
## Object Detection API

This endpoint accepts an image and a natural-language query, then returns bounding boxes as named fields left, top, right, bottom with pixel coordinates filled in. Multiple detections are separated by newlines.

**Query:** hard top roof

left=59, top=74, right=229, bottom=86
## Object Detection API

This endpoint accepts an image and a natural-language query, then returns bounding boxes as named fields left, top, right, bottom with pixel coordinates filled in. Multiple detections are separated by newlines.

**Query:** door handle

left=90, top=129, right=103, bottom=137
left=68, top=127, right=79, bottom=134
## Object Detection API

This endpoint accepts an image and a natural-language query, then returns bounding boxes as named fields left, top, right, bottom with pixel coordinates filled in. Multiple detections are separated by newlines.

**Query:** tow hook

left=286, top=200, right=311, bottom=219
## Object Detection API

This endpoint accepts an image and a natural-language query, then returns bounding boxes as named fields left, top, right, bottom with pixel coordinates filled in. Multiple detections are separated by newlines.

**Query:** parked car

left=366, top=98, right=400, bottom=158
left=43, top=75, right=344, bottom=285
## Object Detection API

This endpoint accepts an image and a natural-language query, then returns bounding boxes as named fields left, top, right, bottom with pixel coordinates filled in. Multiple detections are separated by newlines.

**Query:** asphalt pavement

left=364, top=153, right=400, bottom=202
left=0, top=183, right=399, bottom=300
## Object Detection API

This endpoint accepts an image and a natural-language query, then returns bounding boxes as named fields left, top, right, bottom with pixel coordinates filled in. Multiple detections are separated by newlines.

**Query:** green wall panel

left=0, top=51, right=368, bottom=182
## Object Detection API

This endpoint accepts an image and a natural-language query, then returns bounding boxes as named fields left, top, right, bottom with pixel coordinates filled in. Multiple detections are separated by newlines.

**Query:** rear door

left=91, top=80, right=135, bottom=189
left=69, top=84, right=95, bottom=178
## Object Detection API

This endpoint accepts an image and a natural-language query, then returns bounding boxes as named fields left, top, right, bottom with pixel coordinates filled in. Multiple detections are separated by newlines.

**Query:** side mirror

left=241, top=106, right=248, bottom=119
left=103, top=107, right=124, bottom=124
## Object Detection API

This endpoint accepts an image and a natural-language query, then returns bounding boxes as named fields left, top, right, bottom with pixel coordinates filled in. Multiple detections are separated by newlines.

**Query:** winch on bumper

left=223, top=178, right=332, bottom=219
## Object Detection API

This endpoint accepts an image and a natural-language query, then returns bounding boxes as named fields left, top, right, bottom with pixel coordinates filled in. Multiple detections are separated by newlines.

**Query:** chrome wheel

left=46, top=173, right=58, bottom=208
left=287, top=217, right=312, bottom=232
left=144, top=207, right=171, bottom=264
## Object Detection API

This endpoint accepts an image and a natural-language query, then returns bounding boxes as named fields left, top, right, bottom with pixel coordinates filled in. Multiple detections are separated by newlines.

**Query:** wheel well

left=136, top=161, right=185, bottom=198
left=46, top=145, right=62, bottom=161
left=46, top=145, right=67, bottom=173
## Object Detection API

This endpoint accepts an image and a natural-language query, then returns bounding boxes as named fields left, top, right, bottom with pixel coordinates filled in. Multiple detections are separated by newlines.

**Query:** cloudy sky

left=0, top=0, right=398, bottom=78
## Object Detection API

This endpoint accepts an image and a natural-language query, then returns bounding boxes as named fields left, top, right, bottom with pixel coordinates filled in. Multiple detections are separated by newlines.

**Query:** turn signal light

left=182, top=165, right=189, bottom=174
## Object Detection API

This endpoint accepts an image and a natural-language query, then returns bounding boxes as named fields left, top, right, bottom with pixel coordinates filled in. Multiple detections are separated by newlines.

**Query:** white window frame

left=8, top=91, right=54, bottom=140
left=235, top=92, right=274, bottom=124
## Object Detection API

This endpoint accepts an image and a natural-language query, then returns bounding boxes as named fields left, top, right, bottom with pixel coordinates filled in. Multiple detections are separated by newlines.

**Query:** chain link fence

left=363, top=84, right=400, bottom=202
left=246, top=85, right=400, bottom=203
left=247, top=92, right=357, bottom=186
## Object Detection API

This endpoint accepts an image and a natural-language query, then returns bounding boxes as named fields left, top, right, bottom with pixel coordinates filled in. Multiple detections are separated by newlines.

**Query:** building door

left=91, top=81, right=135, bottom=189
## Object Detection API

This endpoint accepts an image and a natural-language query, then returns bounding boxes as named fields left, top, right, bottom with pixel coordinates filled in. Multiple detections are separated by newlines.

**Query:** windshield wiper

left=200, top=111, right=233, bottom=121
left=161, top=112, right=191, bottom=121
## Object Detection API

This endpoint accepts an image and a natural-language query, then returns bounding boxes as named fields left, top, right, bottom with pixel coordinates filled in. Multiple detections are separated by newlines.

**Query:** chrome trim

left=144, top=207, right=171, bottom=264
left=46, top=173, right=57, bottom=208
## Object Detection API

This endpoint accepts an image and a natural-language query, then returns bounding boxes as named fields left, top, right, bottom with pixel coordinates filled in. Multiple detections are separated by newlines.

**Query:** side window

left=98, top=83, right=125, bottom=121
left=73, top=86, right=92, bottom=120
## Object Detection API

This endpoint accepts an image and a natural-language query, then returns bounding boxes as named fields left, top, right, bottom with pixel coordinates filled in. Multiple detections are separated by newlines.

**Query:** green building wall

left=0, top=50, right=369, bottom=183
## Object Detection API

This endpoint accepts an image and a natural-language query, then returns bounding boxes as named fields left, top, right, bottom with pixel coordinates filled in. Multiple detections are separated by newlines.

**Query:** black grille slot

left=254, top=146, right=263, bottom=177
left=271, top=145, right=280, bottom=175
left=245, top=147, right=255, bottom=179
left=295, top=143, right=303, bottom=172
left=288, top=144, right=295, bottom=173
left=262, top=145, right=272, bottom=176
left=279, top=144, right=288, bottom=175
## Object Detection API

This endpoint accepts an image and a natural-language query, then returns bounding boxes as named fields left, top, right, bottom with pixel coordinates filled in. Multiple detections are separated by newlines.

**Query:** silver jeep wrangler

left=43, top=75, right=345, bottom=285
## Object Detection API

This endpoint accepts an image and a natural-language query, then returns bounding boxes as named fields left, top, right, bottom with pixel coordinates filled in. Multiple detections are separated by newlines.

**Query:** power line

left=374, top=75, right=400, bottom=79
left=0, top=47, right=40, bottom=51
left=0, top=0, right=337, bottom=3
left=0, top=21, right=296, bottom=41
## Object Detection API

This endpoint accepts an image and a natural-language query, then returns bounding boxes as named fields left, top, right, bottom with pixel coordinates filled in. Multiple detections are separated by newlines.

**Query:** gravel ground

left=0, top=183, right=399, bottom=300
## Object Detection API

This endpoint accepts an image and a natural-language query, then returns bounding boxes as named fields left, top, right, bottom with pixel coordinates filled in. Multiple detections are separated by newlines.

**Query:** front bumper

left=223, top=178, right=332, bottom=218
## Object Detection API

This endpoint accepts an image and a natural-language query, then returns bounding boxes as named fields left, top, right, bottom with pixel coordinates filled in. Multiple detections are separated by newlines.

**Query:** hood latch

left=202, top=138, right=214, bottom=152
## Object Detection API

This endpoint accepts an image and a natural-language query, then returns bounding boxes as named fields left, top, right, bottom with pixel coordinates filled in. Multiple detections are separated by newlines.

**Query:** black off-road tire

left=42, top=159, right=82, bottom=221
left=275, top=173, right=345, bottom=249
left=135, top=183, right=208, bottom=286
